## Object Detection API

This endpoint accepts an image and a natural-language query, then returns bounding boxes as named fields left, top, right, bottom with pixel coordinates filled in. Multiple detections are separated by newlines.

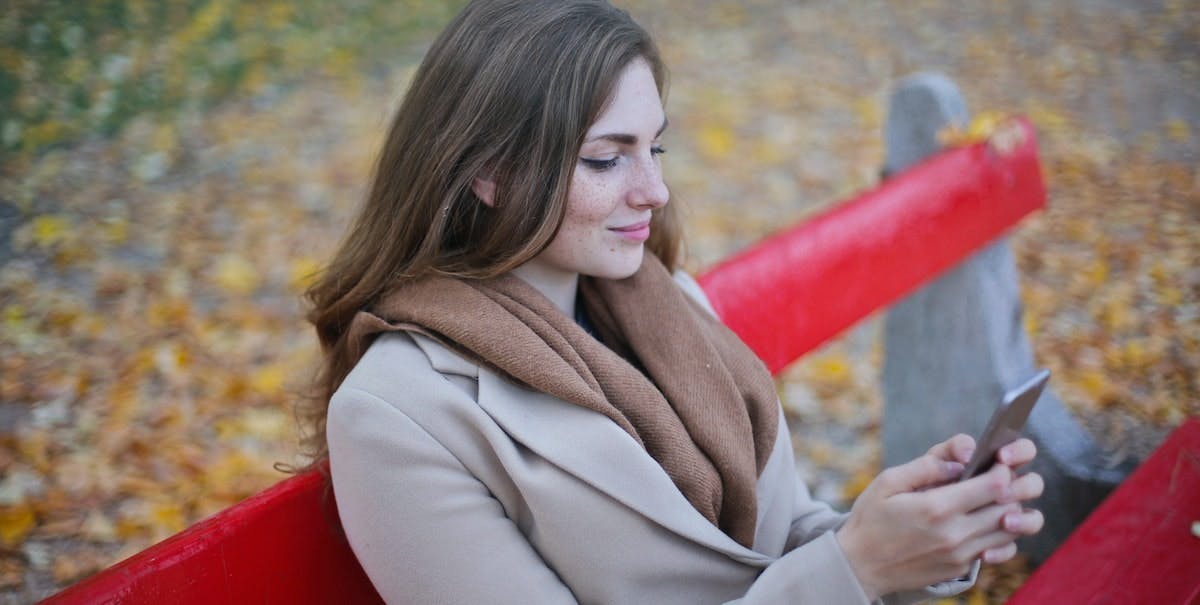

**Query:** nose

left=628, top=154, right=669, bottom=210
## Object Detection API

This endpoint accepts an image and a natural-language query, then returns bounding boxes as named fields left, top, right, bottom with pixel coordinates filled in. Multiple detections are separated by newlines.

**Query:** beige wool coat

left=327, top=273, right=977, bottom=604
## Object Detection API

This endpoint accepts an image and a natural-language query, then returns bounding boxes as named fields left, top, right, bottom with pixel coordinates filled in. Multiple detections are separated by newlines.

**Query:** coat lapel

left=475, top=365, right=773, bottom=565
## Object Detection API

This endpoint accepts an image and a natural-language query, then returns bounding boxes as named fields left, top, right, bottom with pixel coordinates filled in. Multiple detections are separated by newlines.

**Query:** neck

left=510, top=261, right=579, bottom=316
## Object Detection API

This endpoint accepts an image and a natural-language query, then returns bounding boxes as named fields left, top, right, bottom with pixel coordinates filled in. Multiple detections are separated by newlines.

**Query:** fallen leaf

left=31, top=215, right=71, bottom=249
left=0, top=503, right=37, bottom=547
left=212, top=255, right=261, bottom=296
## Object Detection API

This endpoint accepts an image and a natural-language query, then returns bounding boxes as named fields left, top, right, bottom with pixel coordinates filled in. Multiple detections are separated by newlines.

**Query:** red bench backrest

left=45, top=470, right=385, bottom=605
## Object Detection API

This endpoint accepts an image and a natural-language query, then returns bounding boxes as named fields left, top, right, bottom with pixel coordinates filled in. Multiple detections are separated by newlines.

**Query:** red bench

left=1008, top=417, right=1200, bottom=605
left=45, top=120, right=1049, bottom=603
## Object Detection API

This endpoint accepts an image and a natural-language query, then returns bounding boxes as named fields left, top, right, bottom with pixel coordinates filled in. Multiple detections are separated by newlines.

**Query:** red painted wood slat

left=1007, top=418, right=1200, bottom=605
left=44, top=469, right=385, bottom=605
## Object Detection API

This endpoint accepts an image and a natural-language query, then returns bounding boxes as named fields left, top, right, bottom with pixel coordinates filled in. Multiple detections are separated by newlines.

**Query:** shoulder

left=330, top=332, right=480, bottom=422
left=672, top=269, right=718, bottom=317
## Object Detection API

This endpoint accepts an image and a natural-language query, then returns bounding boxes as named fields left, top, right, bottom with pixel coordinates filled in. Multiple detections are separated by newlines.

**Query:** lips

left=610, top=220, right=651, bottom=242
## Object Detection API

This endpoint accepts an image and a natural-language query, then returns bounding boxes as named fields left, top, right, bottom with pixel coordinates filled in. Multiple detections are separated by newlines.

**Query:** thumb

left=878, top=454, right=964, bottom=495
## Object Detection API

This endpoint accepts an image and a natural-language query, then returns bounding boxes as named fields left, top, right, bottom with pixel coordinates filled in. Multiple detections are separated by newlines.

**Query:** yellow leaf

left=1077, top=370, right=1110, bottom=400
left=965, top=589, right=988, bottom=605
left=1165, top=119, right=1191, bottom=143
left=1120, top=340, right=1153, bottom=370
left=203, top=451, right=257, bottom=493
left=18, top=430, right=52, bottom=472
left=1099, top=300, right=1134, bottom=332
left=1027, top=105, right=1070, bottom=133
left=31, top=215, right=70, bottom=248
left=150, top=501, right=187, bottom=535
left=1157, top=285, right=1183, bottom=306
left=154, top=343, right=191, bottom=382
left=842, top=468, right=874, bottom=501
left=853, top=96, right=881, bottom=128
left=1023, top=312, right=1039, bottom=336
left=113, top=515, right=144, bottom=540
left=937, top=111, right=1015, bottom=149
left=1084, top=260, right=1109, bottom=286
left=697, top=124, right=734, bottom=160
left=176, top=0, right=231, bottom=49
left=0, top=503, right=36, bottom=547
left=250, top=365, right=287, bottom=397
left=3, top=304, right=26, bottom=334
left=810, top=354, right=852, bottom=385
left=750, top=140, right=786, bottom=166
left=102, top=217, right=130, bottom=246
left=147, top=298, right=191, bottom=329
left=213, top=255, right=260, bottom=296
left=287, top=257, right=322, bottom=292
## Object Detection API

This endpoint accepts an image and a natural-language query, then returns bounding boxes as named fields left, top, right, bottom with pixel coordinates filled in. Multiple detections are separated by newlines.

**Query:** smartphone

left=959, top=369, right=1051, bottom=480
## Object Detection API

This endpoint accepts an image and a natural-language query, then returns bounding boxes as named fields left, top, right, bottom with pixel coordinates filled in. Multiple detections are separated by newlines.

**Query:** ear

left=471, top=173, right=497, bottom=207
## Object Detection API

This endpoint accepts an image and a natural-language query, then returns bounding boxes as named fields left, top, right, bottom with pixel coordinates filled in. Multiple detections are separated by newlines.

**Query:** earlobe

left=472, top=175, right=497, bottom=207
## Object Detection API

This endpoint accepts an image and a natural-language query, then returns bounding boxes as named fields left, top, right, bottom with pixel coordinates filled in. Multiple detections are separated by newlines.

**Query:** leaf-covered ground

left=1, top=1, right=1196, bottom=602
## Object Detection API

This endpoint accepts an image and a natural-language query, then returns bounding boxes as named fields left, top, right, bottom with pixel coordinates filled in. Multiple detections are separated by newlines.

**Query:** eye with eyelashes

left=580, top=145, right=667, bottom=171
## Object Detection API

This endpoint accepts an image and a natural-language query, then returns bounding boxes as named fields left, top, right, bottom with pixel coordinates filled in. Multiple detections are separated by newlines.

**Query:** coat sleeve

left=327, top=385, right=579, bottom=605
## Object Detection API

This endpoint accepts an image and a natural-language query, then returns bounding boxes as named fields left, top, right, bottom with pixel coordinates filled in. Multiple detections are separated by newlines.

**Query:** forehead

left=586, top=59, right=664, bottom=135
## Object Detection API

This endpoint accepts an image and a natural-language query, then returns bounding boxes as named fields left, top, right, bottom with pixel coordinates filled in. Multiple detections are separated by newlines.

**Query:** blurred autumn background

left=0, top=0, right=1196, bottom=602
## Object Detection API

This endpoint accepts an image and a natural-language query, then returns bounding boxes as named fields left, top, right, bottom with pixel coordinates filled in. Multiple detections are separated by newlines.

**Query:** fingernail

left=1004, top=513, right=1022, bottom=531
left=998, top=447, right=1011, bottom=464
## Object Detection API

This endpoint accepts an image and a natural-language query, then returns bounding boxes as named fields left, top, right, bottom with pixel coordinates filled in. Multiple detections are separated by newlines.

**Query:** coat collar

left=410, top=330, right=479, bottom=378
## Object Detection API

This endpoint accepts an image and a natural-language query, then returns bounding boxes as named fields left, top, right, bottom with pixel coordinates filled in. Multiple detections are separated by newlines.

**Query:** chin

left=588, top=247, right=645, bottom=280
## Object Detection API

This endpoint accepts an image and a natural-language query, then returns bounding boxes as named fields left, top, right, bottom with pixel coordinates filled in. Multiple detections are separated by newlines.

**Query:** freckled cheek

left=571, top=173, right=623, bottom=214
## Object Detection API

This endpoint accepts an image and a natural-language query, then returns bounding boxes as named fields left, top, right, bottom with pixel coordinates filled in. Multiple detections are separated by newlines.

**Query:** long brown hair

left=301, top=0, right=680, bottom=463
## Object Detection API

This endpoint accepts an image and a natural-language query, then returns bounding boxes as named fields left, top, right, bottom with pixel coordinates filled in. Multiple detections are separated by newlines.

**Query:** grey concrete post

left=879, top=73, right=1132, bottom=564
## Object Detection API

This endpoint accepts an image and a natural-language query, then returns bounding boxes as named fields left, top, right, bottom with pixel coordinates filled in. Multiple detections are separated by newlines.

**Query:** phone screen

left=959, top=369, right=1050, bottom=480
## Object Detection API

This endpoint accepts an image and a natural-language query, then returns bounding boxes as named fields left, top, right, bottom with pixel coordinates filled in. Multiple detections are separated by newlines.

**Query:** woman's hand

left=834, top=435, right=1044, bottom=600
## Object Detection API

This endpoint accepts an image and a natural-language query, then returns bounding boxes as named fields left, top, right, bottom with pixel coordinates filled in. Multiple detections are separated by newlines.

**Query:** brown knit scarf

left=345, top=254, right=779, bottom=548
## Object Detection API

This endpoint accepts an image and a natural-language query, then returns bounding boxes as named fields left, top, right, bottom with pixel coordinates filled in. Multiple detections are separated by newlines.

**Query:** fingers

left=962, top=508, right=1043, bottom=565
left=982, top=542, right=1018, bottom=564
left=996, top=438, right=1037, bottom=468
left=927, top=463, right=1015, bottom=513
left=1009, top=471, right=1044, bottom=502
left=926, top=434, right=977, bottom=465
left=1000, top=508, right=1044, bottom=536
left=878, top=454, right=965, bottom=495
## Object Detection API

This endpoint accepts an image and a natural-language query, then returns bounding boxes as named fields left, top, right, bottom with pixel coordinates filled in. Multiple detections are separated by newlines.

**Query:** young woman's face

left=528, top=58, right=669, bottom=281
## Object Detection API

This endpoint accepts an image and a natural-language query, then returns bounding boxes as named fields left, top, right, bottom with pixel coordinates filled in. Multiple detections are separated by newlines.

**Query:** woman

left=304, top=1, right=1045, bottom=603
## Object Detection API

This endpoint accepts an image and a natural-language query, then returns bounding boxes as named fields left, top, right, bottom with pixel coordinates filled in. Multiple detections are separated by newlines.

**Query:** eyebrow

left=584, top=117, right=669, bottom=145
